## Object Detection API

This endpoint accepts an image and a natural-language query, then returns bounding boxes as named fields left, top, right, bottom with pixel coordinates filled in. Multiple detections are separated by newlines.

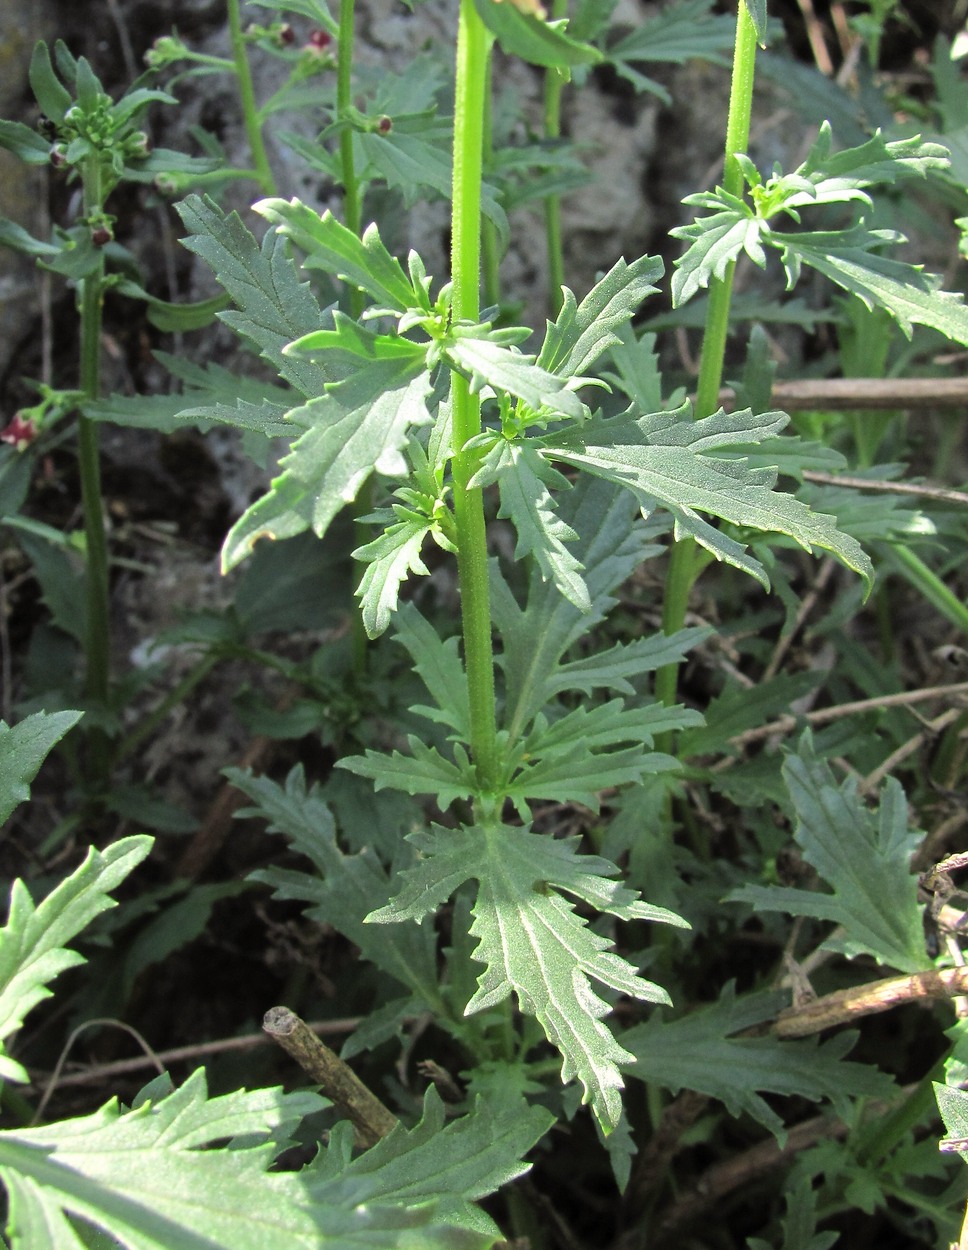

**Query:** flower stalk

left=656, top=0, right=759, bottom=709
left=450, top=0, right=499, bottom=793
left=543, top=0, right=569, bottom=317
left=226, top=0, right=276, bottom=196
left=77, top=158, right=111, bottom=715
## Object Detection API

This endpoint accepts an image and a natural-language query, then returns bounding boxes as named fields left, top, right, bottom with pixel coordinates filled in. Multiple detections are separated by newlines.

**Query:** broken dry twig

left=775, top=967, right=968, bottom=1038
left=263, top=1005, right=399, bottom=1147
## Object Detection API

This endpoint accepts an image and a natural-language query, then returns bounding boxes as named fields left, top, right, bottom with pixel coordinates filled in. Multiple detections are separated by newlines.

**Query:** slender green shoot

left=337, top=0, right=362, bottom=253
left=77, top=161, right=111, bottom=721
left=336, top=0, right=371, bottom=674
left=885, top=543, right=968, bottom=636
left=543, top=0, right=569, bottom=317
left=656, top=0, right=759, bottom=709
left=116, top=653, right=220, bottom=761
left=481, top=56, right=501, bottom=311
left=450, top=0, right=499, bottom=794
left=227, top=0, right=276, bottom=195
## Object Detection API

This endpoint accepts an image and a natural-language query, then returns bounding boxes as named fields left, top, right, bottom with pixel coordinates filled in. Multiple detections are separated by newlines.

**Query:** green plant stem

left=77, top=163, right=111, bottom=728
left=656, top=0, right=759, bottom=709
left=337, top=0, right=362, bottom=248
left=855, top=1058, right=944, bottom=1167
left=884, top=542, right=968, bottom=636
left=116, top=652, right=221, bottom=761
left=480, top=56, right=501, bottom=311
left=336, top=0, right=371, bottom=675
left=450, top=0, right=499, bottom=793
left=77, top=294, right=110, bottom=712
left=226, top=0, right=276, bottom=196
left=542, top=0, right=568, bottom=318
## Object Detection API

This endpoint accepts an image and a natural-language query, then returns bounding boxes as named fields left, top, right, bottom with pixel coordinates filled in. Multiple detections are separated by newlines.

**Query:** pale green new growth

left=0, top=836, right=152, bottom=1083
left=672, top=124, right=968, bottom=344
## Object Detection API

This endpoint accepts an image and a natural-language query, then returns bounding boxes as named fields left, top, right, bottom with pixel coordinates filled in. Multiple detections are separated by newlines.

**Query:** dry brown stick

left=802, top=470, right=968, bottom=509
left=34, top=1018, right=165, bottom=1122
left=775, top=967, right=968, bottom=1038
left=859, top=708, right=961, bottom=796
left=263, top=1006, right=398, bottom=1147
left=648, top=1110, right=849, bottom=1245
left=622, top=1089, right=710, bottom=1220
left=795, top=0, right=834, bottom=74
left=914, top=811, right=968, bottom=874
left=829, top=1, right=854, bottom=61
left=762, top=557, right=836, bottom=682
left=727, top=681, right=968, bottom=750
left=28, top=1015, right=361, bottom=1091
left=720, top=376, right=968, bottom=411
left=519, top=1177, right=590, bottom=1250
left=648, top=1082, right=920, bottom=1247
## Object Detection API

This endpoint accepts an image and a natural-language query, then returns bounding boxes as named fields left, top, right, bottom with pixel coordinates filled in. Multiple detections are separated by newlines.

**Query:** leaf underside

left=369, top=821, right=686, bottom=1133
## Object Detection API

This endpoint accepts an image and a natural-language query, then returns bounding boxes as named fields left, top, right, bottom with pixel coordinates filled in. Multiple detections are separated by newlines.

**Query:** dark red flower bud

left=278, top=23, right=296, bottom=45
left=50, top=144, right=68, bottom=168
left=307, top=29, right=331, bottom=49
left=376, top=115, right=392, bottom=135
left=91, top=225, right=113, bottom=247
left=1, top=413, right=39, bottom=451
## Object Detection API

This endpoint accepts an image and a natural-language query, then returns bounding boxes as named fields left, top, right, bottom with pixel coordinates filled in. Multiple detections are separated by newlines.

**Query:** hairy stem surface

left=336, top=0, right=371, bottom=673
left=657, top=0, right=759, bottom=708
left=450, top=0, right=499, bottom=792
left=542, top=0, right=569, bottom=317
left=227, top=0, right=275, bottom=195
left=77, top=162, right=110, bottom=715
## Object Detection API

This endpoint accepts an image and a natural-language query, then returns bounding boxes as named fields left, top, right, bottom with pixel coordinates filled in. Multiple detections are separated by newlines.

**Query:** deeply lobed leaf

left=623, top=983, right=894, bottom=1141
left=221, top=372, right=433, bottom=571
left=311, top=1086, right=554, bottom=1238
left=231, top=766, right=440, bottom=1005
left=176, top=196, right=332, bottom=398
left=729, top=733, right=928, bottom=972
left=254, top=198, right=422, bottom=315
left=0, top=837, right=153, bottom=1083
left=0, top=1070, right=495, bottom=1249
left=368, top=822, right=686, bottom=1132
left=538, top=254, right=664, bottom=380
left=546, top=404, right=873, bottom=590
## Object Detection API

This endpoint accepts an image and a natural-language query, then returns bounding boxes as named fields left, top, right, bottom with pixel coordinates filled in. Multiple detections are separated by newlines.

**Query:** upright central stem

left=656, top=0, right=759, bottom=709
left=337, top=0, right=362, bottom=247
left=78, top=161, right=110, bottom=712
left=226, top=0, right=275, bottom=196
left=336, top=0, right=371, bottom=674
left=450, top=0, right=499, bottom=792
left=543, top=0, right=568, bottom=318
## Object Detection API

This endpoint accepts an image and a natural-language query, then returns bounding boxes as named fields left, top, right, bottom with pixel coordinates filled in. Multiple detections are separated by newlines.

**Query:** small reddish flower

left=91, top=225, right=113, bottom=247
left=307, top=29, right=331, bottom=49
left=1, top=413, right=39, bottom=451
left=278, top=23, right=296, bottom=45
left=376, top=115, right=392, bottom=135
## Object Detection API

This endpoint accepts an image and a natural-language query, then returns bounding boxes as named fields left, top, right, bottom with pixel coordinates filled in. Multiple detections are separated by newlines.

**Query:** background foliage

left=1, top=0, right=968, bottom=1247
